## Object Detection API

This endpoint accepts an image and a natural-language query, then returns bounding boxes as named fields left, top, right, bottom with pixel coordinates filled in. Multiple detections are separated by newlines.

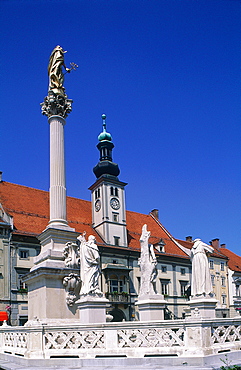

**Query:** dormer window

left=19, top=250, right=29, bottom=259
left=155, top=239, right=165, bottom=253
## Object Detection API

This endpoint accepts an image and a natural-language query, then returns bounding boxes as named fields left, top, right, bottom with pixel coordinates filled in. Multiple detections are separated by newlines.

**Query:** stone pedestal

left=23, top=267, right=80, bottom=325
left=23, top=228, right=80, bottom=325
left=135, top=294, right=166, bottom=321
left=189, top=297, right=218, bottom=319
left=77, top=296, right=110, bottom=324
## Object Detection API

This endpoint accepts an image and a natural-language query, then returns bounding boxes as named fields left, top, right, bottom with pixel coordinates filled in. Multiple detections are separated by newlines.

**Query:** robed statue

left=138, top=224, right=157, bottom=297
left=77, top=232, right=103, bottom=296
left=48, top=45, right=70, bottom=96
left=190, top=238, right=214, bottom=297
left=41, top=45, right=78, bottom=118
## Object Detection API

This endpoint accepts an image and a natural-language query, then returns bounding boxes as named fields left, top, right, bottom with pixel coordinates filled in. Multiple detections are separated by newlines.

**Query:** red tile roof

left=176, top=238, right=228, bottom=260
left=218, top=247, right=241, bottom=272
left=0, top=181, right=190, bottom=258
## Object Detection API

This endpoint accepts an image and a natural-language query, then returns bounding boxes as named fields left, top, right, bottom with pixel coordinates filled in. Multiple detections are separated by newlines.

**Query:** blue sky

left=1, top=0, right=241, bottom=253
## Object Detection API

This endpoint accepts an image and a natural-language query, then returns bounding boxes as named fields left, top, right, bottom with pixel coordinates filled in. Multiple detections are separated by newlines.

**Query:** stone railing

left=1, top=318, right=241, bottom=359
left=106, top=292, right=129, bottom=303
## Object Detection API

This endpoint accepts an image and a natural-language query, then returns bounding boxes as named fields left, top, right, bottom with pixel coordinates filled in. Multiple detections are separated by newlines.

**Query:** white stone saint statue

left=138, top=224, right=157, bottom=297
left=77, top=232, right=103, bottom=297
left=190, top=238, right=214, bottom=298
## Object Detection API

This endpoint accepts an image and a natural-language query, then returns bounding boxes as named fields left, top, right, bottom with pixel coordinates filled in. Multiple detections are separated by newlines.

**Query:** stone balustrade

left=0, top=318, right=241, bottom=360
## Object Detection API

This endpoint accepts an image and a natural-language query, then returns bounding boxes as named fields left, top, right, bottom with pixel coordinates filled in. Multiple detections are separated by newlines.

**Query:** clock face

left=95, top=199, right=101, bottom=212
left=110, top=197, right=120, bottom=210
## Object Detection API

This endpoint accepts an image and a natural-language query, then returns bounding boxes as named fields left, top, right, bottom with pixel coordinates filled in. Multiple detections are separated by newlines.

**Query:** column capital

left=41, top=91, right=73, bottom=118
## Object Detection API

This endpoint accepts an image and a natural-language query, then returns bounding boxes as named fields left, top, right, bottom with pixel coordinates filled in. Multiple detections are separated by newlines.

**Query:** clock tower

left=89, top=114, right=128, bottom=247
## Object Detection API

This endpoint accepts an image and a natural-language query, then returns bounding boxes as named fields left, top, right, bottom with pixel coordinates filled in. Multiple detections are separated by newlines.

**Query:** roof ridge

left=149, top=213, right=190, bottom=257
left=2, top=181, right=48, bottom=193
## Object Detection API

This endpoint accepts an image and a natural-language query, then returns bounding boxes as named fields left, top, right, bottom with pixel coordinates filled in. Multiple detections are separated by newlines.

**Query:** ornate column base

left=23, top=229, right=81, bottom=324
left=135, top=294, right=167, bottom=321
left=189, top=297, right=218, bottom=319
left=77, top=295, right=110, bottom=324
left=23, top=267, right=80, bottom=325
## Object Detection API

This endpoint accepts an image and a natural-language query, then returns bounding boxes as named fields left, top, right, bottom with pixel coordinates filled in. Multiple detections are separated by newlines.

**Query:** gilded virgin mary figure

left=48, top=45, right=70, bottom=96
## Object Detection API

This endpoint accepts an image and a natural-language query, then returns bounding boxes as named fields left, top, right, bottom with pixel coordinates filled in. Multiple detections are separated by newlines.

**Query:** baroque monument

left=1, top=46, right=241, bottom=370
left=24, top=46, right=80, bottom=325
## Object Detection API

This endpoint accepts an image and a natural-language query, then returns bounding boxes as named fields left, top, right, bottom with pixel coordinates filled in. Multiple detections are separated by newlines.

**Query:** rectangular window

left=180, top=268, right=185, bottom=275
left=18, top=275, right=27, bottom=290
left=222, top=295, right=226, bottom=305
left=114, top=236, right=120, bottom=246
left=110, top=279, right=123, bottom=293
left=211, top=275, right=215, bottom=286
left=236, top=285, right=240, bottom=296
left=180, top=281, right=188, bottom=296
left=161, top=266, right=167, bottom=273
left=19, top=250, right=29, bottom=259
left=221, top=276, right=226, bottom=287
left=113, top=213, right=119, bottom=222
left=210, top=260, right=214, bottom=269
left=160, top=280, right=169, bottom=295
left=220, top=262, right=225, bottom=271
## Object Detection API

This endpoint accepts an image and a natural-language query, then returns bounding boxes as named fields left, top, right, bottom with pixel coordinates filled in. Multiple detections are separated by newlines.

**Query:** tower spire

left=93, top=114, right=120, bottom=179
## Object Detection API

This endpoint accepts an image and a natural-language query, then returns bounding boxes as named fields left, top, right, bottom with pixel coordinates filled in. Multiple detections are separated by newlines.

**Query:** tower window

left=110, top=187, right=114, bottom=196
left=113, top=213, right=119, bottom=222
left=115, top=187, right=118, bottom=197
left=114, top=236, right=120, bottom=246
left=95, top=188, right=100, bottom=200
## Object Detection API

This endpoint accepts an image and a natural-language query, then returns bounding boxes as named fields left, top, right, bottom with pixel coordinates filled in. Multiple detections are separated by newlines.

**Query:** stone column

left=24, top=75, right=78, bottom=324
left=48, top=115, right=69, bottom=229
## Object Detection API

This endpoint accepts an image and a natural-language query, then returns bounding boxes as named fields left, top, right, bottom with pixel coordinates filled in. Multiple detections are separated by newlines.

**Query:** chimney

left=186, top=236, right=193, bottom=242
left=150, top=209, right=159, bottom=220
left=220, top=243, right=226, bottom=249
left=0, top=172, right=2, bottom=182
left=211, top=238, right=220, bottom=250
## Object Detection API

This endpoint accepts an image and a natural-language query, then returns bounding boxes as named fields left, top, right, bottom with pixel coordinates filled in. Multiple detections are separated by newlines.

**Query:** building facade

left=0, top=119, right=237, bottom=324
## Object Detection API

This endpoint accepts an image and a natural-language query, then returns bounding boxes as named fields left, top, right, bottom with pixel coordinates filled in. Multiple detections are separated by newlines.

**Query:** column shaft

left=48, top=115, right=68, bottom=227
